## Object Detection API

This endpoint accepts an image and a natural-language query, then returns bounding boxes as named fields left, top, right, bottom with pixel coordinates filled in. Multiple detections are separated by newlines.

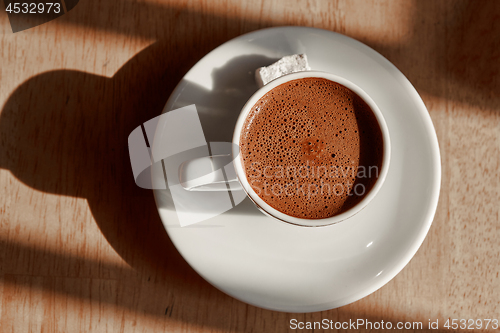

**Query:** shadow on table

left=0, top=0, right=497, bottom=331
left=361, top=0, right=500, bottom=112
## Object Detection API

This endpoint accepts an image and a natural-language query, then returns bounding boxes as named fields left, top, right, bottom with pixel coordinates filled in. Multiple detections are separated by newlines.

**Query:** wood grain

left=0, top=0, right=499, bottom=332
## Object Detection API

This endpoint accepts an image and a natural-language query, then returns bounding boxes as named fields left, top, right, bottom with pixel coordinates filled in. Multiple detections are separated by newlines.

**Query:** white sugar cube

left=255, top=54, right=311, bottom=88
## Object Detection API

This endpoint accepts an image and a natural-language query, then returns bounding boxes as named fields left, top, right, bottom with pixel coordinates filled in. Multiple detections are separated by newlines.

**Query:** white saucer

left=153, top=27, right=441, bottom=312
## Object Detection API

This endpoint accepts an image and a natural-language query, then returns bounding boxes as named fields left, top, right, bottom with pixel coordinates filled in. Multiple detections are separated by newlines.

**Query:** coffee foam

left=240, top=78, right=383, bottom=219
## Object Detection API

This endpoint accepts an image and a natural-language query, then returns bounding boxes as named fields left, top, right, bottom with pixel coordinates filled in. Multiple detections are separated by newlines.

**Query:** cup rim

left=232, top=70, right=391, bottom=227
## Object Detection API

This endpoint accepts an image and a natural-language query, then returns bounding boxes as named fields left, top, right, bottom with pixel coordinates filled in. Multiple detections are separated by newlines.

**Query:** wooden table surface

left=1, top=0, right=499, bottom=332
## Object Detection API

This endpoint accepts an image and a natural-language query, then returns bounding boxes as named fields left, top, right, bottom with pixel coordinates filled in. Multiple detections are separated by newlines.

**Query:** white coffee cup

left=179, top=71, right=391, bottom=227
